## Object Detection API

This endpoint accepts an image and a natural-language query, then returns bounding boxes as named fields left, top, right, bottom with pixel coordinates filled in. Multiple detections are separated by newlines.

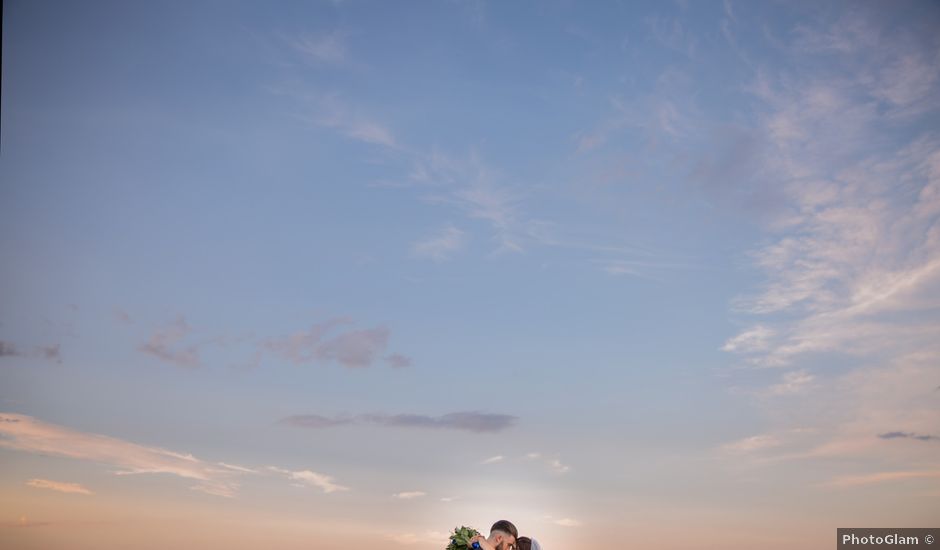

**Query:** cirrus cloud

left=281, top=411, right=517, bottom=433
left=26, top=478, right=92, bottom=495
left=1, top=413, right=347, bottom=498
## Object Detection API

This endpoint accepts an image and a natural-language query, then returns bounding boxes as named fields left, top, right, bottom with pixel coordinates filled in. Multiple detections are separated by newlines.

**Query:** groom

left=468, top=519, right=518, bottom=550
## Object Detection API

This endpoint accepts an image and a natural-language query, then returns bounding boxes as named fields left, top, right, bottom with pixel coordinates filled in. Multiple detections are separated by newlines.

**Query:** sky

left=1, top=1, right=939, bottom=548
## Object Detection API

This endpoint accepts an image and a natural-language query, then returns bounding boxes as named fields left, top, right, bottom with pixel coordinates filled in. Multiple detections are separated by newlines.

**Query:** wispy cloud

left=216, top=462, right=258, bottom=474
left=723, top=8, right=940, bottom=375
left=393, top=491, right=426, bottom=499
left=261, top=318, right=348, bottom=364
left=410, top=149, right=672, bottom=271
left=279, top=414, right=355, bottom=429
left=721, top=434, right=782, bottom=454
left=645, top=15, right=696, bottom=58
left=792, top=12, right=879, bottom=55
left=481, top=455, right=504, bottom=465
left=1, top=413, right=346, bottom=498
left=596, top=258, right=696, bottom=279
left=26, top=479, right=93, bottom=495
left=0, top=340, right=62, bottom=364
left=364, top=412, right=518, bottom=433
left=267, top=466, right=349, bottom=493
left=877, top=431, right=939, bottom=442
left=263, top=320, right=404, bottom=369
left=451, top=185, right=523, bottom=253
left=330, top=115, right=397, bottom=148
left=138, top=316, right=200, bottom=368
left=38, top=344, right=61, bottom=364
left=547, top=458, right=570, bottom=474
left=707, top=31, right=939, bottom=476
left=577, top=76, right=700, bottom=155
left=0, top=340, right=19, bottom=357
left=317, top=327, right=390, bottom=368
left=718, top=352, right=940, bottom=473
left=384, top=353, right=412, bottom=368
left=269, top=83, right=399, bottom=149
left=134, top=315, right=410, bottom=371
left=524, top=452, right=571, bottom=474
left=281, top=411, right=517, bottom=433
left=280, top=90, right=541, bottom=258
left=412, top=225, right=467, bottom=261
left=277, top=74, right=681, bottom=273
left=292, top=31, right=348, bottom=64
left=113, top=309, right=133, bottom=325
left=826, top=470, right=940, bottom=488
left=276, top=28, right=710, bottom=281
left=410, top=152, right=529, bottom=254
left=721, top=325, right=774, bottom=354
left=768, top=370, right=815, bottom=395
left=0, top=412, right=240, bottom=497
left=0, top=517, right=54, bottom=529
left=720, top=0, right=738, bottom=48
left=296, top=91, right=397, bottom=148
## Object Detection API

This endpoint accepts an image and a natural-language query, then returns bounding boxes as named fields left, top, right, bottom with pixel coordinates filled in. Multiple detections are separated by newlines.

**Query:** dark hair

left=490, top=520, right=519, bottom=540
left=515, top=536, right=532, bottom=550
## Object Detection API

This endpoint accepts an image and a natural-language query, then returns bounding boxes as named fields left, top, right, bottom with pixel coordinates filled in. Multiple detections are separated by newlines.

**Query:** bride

left=515, top=537, right=541, bottom=550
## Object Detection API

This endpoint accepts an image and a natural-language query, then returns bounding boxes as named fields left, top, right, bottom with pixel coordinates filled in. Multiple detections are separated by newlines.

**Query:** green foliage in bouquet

left=446, top=525, right=481, bottom=549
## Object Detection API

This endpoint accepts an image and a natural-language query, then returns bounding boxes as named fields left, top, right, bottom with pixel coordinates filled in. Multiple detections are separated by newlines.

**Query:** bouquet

left=446, top=525, right=481, bottom=549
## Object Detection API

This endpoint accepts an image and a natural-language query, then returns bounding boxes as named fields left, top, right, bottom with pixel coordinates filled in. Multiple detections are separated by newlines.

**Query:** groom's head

left=488, top=520, right=518, bottom=550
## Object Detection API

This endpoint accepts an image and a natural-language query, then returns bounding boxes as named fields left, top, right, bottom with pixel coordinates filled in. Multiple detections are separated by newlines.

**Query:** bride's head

left=515, top=537, right=541, bottom=550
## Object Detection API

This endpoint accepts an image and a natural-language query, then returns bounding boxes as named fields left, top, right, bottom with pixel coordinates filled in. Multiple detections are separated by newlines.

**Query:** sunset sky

left=1, top=1, right=939, bottom=548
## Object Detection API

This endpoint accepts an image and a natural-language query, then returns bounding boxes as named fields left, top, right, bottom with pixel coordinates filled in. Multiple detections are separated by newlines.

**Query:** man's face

left=491, top=532, right=516, bottom=550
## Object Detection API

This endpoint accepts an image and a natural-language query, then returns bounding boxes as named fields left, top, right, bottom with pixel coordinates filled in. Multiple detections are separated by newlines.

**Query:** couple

left=469, top=520, right=541, bottom=550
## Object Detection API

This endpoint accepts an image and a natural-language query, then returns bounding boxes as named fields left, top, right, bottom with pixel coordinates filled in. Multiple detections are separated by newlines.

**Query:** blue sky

left=2, top=1, right=939, bottom=548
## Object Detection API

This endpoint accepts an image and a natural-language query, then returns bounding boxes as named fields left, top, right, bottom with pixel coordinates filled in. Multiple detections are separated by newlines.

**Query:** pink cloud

left=26, top=478, right=93, bottom=495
